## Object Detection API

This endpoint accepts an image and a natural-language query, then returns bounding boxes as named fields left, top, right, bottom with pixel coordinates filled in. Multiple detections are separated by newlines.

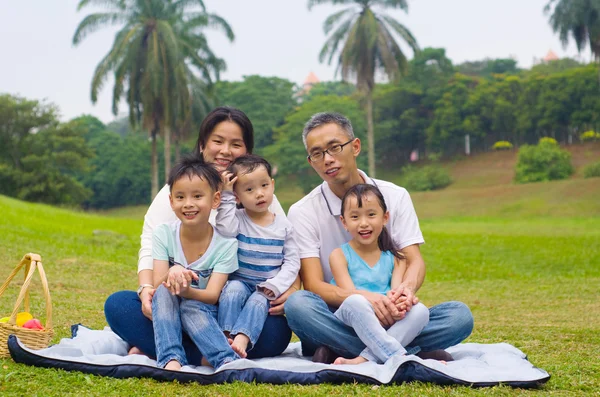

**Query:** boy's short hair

left=168, top=154, right=221, bottom=193
left=227, top=154, right=272, bottom=178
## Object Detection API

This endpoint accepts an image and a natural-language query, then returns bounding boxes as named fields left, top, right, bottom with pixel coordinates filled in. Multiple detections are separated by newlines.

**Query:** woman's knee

left=104, top=290, right=138, bottom=324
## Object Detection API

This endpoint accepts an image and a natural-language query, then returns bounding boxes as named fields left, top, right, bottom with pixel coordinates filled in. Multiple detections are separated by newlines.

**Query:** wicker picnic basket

left=0, top=253, right=53, bottom=357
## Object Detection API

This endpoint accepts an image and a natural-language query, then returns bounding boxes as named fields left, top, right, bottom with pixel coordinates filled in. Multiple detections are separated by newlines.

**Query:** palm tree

left=309, top=0, right=419, bottom=176
left=545, top=0, right=600, bottom=64
left=73, top=0, right=233, bottom=197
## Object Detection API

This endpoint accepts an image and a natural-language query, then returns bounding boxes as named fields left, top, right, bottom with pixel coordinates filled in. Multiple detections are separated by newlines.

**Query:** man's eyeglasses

left=307, top=139, right=355, bottom=162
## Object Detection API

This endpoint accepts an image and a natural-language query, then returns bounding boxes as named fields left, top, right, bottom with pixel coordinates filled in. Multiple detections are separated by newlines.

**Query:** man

left=285, top=112, right=473, bottom=363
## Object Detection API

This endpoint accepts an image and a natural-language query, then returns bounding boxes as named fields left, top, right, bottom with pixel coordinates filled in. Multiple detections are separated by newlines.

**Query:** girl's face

left=200, top=121, right=247, bottom=171
left=341, top=192, right=389, bottom=248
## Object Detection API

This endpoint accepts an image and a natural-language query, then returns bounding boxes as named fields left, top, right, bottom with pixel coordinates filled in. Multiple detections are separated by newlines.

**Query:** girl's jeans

left=334, top=294, right=429, bottom=363
left=152, top=285, right=239, bottom=368
left=218, top=280, right=269, bottom=350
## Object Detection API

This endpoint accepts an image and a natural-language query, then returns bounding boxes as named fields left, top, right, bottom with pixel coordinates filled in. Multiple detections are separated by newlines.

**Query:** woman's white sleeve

left=137, top=185, right=177, bottom=273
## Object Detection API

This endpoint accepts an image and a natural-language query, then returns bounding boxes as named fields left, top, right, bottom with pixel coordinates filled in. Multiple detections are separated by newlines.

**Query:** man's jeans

left=285, top=290, right=474, bottom=358
left=334, top=294, right=429, bottom=363
left=104, top=290, right=291, bottom=364
left=218, top=280, right=269, bottom=349
left=152, top=285, right=239, bottom=368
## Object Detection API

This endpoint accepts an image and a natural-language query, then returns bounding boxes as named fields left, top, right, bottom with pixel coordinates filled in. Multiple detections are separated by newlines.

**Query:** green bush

left=492, top=141, right=513, bottom=150
left=580, top=130, right=600, bottom=142
left=583, top=162, right=600, bottom=178
left=402, top=165, right=452, bottom=192
left=515, top=141, right=574, bottom=183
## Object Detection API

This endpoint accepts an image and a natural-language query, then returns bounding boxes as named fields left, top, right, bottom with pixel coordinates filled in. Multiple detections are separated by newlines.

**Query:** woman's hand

left=268, top=285, right=298, bottom=316
left=140, top=287, right=155, bottom=320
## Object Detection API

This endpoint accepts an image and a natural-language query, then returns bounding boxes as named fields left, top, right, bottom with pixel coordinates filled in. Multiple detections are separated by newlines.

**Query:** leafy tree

left=457, top=58, right=520, bottom=78
left=527, top=57, right=582, bottom=75
left=309, top=0, right=419, bottom=177
left=545, top=0, right=600, bottom=64
left=73, top=0, right=233, bottom=198
left=265, top=95, right=367, bottom=194
left=302, top=81, right=356, bottom=102
left=216, top=76, right=297, bottom=149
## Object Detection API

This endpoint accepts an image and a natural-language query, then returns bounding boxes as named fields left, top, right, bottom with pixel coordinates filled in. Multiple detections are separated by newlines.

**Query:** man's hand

left=164, top=265, right=198, bottom=295
left=362, top=291, right=401, bottom=327
left=269, top=285, right=298, bottom=316
left=391, top=285, right=419, bottom=312
left=140, top=287, right=155, bottom=320
left=221, top=171, right=237, bottom=192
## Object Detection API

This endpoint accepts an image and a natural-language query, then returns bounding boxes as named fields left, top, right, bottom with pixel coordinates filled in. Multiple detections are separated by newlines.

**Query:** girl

left=329, top=184, right=429, bottom=365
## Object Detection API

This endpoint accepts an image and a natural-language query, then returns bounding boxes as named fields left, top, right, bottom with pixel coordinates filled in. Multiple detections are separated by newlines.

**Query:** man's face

left=305, top=123, right=360, bottom=186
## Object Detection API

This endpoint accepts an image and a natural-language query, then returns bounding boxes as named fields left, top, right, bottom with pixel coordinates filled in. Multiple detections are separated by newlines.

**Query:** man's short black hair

left=227, top=154, right=272, bottom=178
left=167, top=154, right=221, bottom=193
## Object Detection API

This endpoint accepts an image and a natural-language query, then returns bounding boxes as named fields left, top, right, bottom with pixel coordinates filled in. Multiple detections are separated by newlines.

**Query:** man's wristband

left=136, top=284, right=154, bottom=297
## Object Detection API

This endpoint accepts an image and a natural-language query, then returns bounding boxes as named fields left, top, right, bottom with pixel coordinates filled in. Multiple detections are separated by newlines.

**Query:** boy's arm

left=215, top=190, right=241, bottom=237
left=153, top=259, right=170, bottom=287
left=180, top=272, right=229, bottom=305
left=258, top=225, right=300, bottom=299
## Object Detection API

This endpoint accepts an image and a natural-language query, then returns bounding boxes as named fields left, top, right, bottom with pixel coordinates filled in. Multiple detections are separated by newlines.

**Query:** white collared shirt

left=287, top=170, right=425, bottom=282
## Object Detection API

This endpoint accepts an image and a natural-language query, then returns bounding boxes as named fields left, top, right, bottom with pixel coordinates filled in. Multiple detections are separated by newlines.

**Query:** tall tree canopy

left=310, top=0, right=419, bottom=176
left=73, top=0, right=233, bottom=197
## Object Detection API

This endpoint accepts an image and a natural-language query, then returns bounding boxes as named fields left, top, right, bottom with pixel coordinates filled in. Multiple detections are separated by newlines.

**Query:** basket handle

left=0, top=253, right=52, bottom=329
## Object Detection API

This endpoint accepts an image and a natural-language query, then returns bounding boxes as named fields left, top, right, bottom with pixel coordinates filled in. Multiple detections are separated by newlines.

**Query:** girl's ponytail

left=378, top=226, right=404, bottom=260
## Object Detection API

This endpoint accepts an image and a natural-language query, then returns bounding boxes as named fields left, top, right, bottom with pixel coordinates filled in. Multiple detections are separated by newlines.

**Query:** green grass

left=0, top=144, right=599, bottom=395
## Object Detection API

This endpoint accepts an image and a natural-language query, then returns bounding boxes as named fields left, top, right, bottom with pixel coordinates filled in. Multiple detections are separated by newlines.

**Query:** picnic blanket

left=8, top=325, right=550, bottom=387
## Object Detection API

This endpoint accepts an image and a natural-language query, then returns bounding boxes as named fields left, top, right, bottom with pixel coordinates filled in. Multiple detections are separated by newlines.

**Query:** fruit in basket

left=0, top=317, right=8, bottom=323
left=16, top=312, right=33, bottom=326
left=22, top=319, right=44, bottom=330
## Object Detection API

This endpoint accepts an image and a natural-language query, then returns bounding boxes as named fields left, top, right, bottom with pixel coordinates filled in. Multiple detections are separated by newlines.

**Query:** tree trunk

left=366, top=89, right=376, bottom=177
left=151, top=123, right=159, bottom=200
left=164, top=125, right=171, bottom=183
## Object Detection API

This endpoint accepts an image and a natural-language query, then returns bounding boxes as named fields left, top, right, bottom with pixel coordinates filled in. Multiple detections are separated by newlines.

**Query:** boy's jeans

left=152, top=285, right=239, bottom=368
left=218, top=280, right=269, bottom=349
left=285, top=290, right=474, bottom=358
left=334, top=294, right=429, bottom=363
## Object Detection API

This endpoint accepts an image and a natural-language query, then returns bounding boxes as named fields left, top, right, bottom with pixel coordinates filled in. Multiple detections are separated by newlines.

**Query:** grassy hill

left=0, top=143, right=598, bottom=395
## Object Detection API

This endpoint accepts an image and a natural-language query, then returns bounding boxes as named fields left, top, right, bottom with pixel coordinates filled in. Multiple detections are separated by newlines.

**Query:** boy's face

left=169, top=175, right=220, bottom=227
left=234, top=166, right=275, bottom=215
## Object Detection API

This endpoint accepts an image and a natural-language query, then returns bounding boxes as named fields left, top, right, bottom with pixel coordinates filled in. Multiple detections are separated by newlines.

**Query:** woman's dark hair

left=227, top=154, right=272, bottom=178
left=167, top=154, right=221, bottom=193
left=340, top=184, right=404, bottom=260
left=194, top=107, right=254, bottom=156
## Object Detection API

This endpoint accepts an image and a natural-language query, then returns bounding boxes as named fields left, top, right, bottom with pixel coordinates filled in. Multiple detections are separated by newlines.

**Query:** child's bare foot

left=164, top=360, right=182, bottom=371
left=333, top=356, right=368, bottom=365
left=128, top=346, right=143, bottom=355
left=230, top=334, right=249, bottom=358
left=201, top=357, right=212, bottom=367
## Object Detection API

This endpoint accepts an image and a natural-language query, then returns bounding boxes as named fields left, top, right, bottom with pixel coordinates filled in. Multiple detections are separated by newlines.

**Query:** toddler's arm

left=329, top=248, right=356, bottom=291
left=180, top=272, right=228, bottom=305
left=215, top=190, right=241, bottom=238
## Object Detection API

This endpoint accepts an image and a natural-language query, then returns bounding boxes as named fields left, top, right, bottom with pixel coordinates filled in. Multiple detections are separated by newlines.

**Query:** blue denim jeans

left=218, top=280, right=269, bottom=349
left=334, top=294, right=429, bottom=363
left=152, top=285, right=239, bottom=368
left=104, top=290, right=291, bottom=364
left=285, top=290, right=474, bottom=358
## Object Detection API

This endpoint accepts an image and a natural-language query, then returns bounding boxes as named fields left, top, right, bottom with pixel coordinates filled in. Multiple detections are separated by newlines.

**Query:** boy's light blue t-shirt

left=152, top=220, right=238, bottom=289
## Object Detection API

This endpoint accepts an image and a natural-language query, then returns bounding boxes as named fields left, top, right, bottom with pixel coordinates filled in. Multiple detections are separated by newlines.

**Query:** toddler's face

left=169, top=175, right=220, bottom=226
left=234, top=166, right=274, bottom=215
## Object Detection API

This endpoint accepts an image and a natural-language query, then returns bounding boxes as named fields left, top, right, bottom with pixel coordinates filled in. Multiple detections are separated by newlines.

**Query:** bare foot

left=128, top=346, right=143, bottom=355
left=201, top=357, right=212, bottom=367
left=164, top=360, right=182, bottom=371
left=230, top=334, right=249, bottom=358
left=333, top=356, right=368, bottom=365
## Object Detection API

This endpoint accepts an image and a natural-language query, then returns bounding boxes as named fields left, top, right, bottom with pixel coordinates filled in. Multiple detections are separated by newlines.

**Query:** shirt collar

left=320, top=170, right=376, bottom=216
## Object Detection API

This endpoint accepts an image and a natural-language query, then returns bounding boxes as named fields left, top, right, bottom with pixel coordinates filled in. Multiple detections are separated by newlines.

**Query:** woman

left=104, top=107, right=297, bottom=364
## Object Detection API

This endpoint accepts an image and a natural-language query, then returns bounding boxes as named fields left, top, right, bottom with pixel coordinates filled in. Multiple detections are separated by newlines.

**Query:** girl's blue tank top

left=331, top=243, right=394, bottom=294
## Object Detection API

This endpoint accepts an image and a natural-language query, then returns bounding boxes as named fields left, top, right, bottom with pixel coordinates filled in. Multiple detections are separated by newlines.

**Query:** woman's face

left=200, top=121, right=247, bottom=171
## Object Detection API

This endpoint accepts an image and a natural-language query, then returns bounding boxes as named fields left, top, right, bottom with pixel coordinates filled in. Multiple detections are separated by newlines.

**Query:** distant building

left=533, top=49, right=560, bottom=65
left=295, top=72, right=320, bottom=100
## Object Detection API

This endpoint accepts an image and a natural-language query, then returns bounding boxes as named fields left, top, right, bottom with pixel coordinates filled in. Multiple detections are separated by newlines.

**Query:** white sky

left=0, top=0, right=587, bottom=123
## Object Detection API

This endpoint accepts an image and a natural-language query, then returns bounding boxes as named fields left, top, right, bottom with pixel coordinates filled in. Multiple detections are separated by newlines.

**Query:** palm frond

left=308, top=0, right=358, bottom=11
left=380, top=14, right=419, bottom=52
left=72, top=12, right=128, bottom=45
left=370, top=0, right=409, bottom=11
left=319, top=16, right=356, bottom=64
left=323, top=7, right=357, bottom=34
left=171, top=0, right=206, bottom=13
left=77, top=0, right=125, bottom=12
